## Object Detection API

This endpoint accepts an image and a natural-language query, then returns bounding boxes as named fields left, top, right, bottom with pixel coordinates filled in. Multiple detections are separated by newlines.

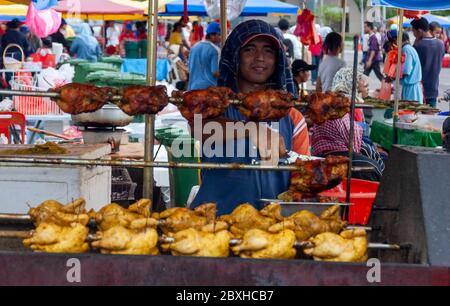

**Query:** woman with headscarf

left=190, top=20, right=310, bottom=215
left=310, top=67, right=385, bottom=181
left=1, top=18, right=31, bottom=61
left=70, top=23, right=101, bottom=62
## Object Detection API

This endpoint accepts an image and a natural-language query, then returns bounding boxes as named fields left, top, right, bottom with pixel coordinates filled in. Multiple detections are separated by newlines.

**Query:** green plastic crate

left=99, top=56, right=124, bottom=70
left=74, top=62, right=119, bottom=83
left=156, top=128, right=200, bottom=207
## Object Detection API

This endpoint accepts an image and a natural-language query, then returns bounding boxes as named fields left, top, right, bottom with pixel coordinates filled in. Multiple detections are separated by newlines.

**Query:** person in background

left=278, top=18, right=302, bottom=61
left=400, top=32, right=423, bottom=104
left=361, top=32, right=370, bottom=65
left=50, top=19, right=70, bottom=51
left=187, top=22, right=221, bottom=90
left=118, top=22, right=136, bottom=57
left=443, top=117, right=450, bottom=151
left=105, top=21, right=120, bottom=55
left=0, top=23, right=6, bottom=37
left=70, top=23, right=101, bottom=62
left=20, top=26, right=41, bottom=54
left=430, top=22, right=443, bottom=40
left=311, top=67, right=385, bottom=182
left=363, top=21, right=384, bottom=81
left=282, top=38, right=294, bottom=66
left=135, top=21, right=147, bottom=40
left=291, top=59, right=316, bottom=97
left=189, top=21, right=204, bottom=47
left=1, top=19, right=31, bottom=62
left=308, top=27, right=322, bottom=85
left=412, top=18, right=445, bottom=108
left=169, top=22, right=191, bottom=60
left=316, top=32, right=346, bottom=92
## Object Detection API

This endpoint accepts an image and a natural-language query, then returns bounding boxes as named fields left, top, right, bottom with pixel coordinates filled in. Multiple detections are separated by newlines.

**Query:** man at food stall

left=190, top=20, right=310, bottom=215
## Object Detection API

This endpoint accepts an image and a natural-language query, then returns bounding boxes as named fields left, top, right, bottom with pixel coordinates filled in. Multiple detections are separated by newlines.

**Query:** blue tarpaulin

left=161, top=0, right=299, bottom=17
left=403, top=14, right=450, bottom=28
left=371, top=0, right=450, bottom=10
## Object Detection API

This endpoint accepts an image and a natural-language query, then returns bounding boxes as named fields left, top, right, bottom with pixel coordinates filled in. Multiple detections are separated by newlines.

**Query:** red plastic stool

left=0, top=112, right=26, bottom=144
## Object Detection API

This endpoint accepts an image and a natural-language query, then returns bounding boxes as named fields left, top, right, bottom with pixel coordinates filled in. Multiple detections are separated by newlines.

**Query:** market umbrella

left=371, top=0, right=450, bottom=10
left=403, top=14, right=450, bottom=28
left=55, top=0, right=145, bottom=20
left=160, top=0, right=299, bottom=16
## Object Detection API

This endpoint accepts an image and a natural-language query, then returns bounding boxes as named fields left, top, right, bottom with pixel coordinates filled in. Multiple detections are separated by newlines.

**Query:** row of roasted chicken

left=53, top=83, right=351, bottom=124
left=22, top=198, right=368, bottom=262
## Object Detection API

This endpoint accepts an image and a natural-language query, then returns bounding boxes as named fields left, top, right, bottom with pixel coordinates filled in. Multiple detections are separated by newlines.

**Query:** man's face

left=364, top=24, right=370, bottom=34
left=239, top=37, right=277, bottom=85
left=298, top=71, right=310, bottom=83
left=412, top=28, right=422, bottom=39
left=433, top=27, right=442, bottom=38
left=210, top=33, right=221, bottom=44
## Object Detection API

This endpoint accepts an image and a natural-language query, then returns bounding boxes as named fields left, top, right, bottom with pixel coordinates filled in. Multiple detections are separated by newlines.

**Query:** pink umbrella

left=55, top=0, right=144, bottom=18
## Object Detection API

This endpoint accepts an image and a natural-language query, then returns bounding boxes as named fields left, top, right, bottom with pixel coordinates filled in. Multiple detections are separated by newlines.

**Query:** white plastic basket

left=9, top=75, right=63, bottom=115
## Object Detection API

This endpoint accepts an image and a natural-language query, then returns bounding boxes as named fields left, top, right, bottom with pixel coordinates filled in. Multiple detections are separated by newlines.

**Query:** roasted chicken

left=277, top=190, right=339, bottom=204
left=290, top=155, right=349, bottom=193
left=29, top=198, right=90, bottom=227
left=23, top=222, right=89, bottom=253
left=268, top=205, right=346, bottom=241
left=161, top=226, right=232, bottom=257
left=231, top=229, right=296, bottom=259
left=302, top=229, right=368, bottom=262
left=115, top=85, right=169, bottom=116
left=52, top=83, right=113, bottom=114
left=91, top=217, right=159, bottom=255
left=154, top=203, right=218, bottom=234
left=237, top=89, right=295, bottom=121
left=218, top=203, right=283, bottom=238
left=306, top=92, right=351, bottom=125
left=89, top=199, right=152, bottom=231
left=174, top=86, right=235, bottom=122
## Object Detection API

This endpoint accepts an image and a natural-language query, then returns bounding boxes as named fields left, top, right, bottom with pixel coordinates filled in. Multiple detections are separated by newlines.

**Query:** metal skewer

left=0, top=89, right=420, bottom=110
left=0, top=156, right=372, bottom=172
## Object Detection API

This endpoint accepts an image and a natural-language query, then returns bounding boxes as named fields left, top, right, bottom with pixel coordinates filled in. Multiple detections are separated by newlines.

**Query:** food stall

left=0, top=0, right=448, bottom=286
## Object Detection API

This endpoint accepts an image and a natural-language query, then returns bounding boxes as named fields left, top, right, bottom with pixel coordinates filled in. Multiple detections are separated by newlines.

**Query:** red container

left=442, top=56, right=450, bottom=68
left=319, top=178, right=379, bottom=225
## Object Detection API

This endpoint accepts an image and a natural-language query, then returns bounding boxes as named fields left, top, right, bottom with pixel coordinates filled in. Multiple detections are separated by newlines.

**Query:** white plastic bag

left=37, top=64, right=74, bottom=90
left=203, top=0, right=247, bottom=21
left=0, top=98, right=13, bottom=112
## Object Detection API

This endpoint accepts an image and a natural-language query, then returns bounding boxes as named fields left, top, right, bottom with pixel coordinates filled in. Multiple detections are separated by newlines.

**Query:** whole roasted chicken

left=154, top=203, right=218, bottom=234
left=231, top=228, right=297, bottom=259
left=115, top=85, right=169, bottom=116
left=302, top=229, right=368, bottom=262
left=237, top=89, right=295, bottom=121
left=174, top=86, right=235, bottom=122
left=91, top=218, right=159, bottom=255
left=290, top=155, right=349, bottom=193
left=23, top=222, right=89, bottom=253
left=306, top=92, right=351, bottom=125
left=89, top=199, right=152, bottom=231
left=29, top=198, right=90, bottom=226
left=52, top=83, right=114, bottom=114
left=268, top=205, right=346, bottom=241
left=218, top=203, right=284, bottom=238
left=161, top=222, right=232, bottom=257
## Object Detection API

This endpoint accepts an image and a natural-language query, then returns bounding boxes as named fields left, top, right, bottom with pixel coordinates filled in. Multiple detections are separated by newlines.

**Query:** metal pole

left=220, top=0, right=227, bottom=47
left=341, top=0, right=347, bottom=59
left=0, top=157, right=372, bottom=172
left=345, top=35, right=359, bottom=218
left=393, top=9, right=404, bottom=145
left=360, top=0, right=364, bottom=52
left=143, top=0, right=159, bottom=200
